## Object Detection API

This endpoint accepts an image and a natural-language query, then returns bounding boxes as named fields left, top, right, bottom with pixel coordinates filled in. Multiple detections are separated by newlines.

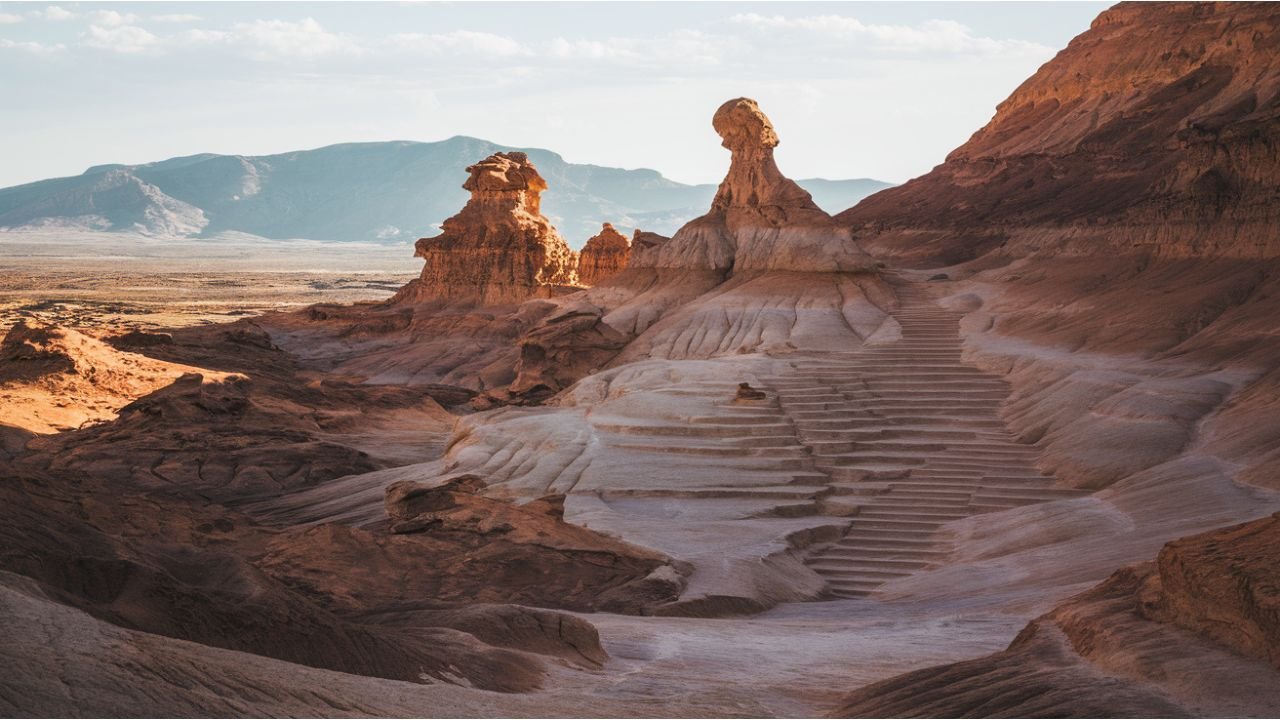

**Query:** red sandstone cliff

left=840, top=2, right=1280, bottom=265
left=398, top=152, right=581, bottom=305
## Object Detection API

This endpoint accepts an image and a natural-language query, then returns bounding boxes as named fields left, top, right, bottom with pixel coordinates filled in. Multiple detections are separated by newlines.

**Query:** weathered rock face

left=576, top=223, right=631, bottom=286
left=507, top=300, right=630, bottom=402
left=0, top=320, right=234, bottom=434
left=841, top=2, right=1280, bottom=265
left=654, top=98, right=873, bottom=273
left=1143, top=512, right=1280, bottom=669
left=627, top=229, right=672, bottom=269
left=835, top=515, right=1280, bottom=718
left=709, top=98, right=814, bottom=220
left=398, top=152, right=581, bottom=306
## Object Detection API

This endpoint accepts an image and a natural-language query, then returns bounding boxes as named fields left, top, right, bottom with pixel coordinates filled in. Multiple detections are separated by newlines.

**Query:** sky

left=0, top=1, right=1111, bottom=189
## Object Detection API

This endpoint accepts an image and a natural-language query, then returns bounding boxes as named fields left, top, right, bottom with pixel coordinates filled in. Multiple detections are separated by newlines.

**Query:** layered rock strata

left=834, top=513, right=1280, bottom=717
left=840, top=2, right=1280, bottom=265
left=398, top=152, right=580, bottom=306
left=576, top=222, right=631, bottom=286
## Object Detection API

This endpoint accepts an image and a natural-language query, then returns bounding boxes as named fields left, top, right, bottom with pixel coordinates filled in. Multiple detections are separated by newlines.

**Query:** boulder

left=734, top=382, right=768, bottom=401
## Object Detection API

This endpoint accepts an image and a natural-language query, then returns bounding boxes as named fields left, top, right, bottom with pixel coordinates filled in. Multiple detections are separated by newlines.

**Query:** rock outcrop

left=507, top=300, right=630, bottom=401
left=397, top=152, right=580, bottom=306
left=0, top=320, right=234, bottom=434
left=840, top=2, right=1280, bottom=265
left=835, top=514, right=1280, bottom=717
left=628, top=229, right=672, bottom=268
left=654, top=98, right=873, bottom=273
left=576, top=223, right=631, bottom=286
left=1143, top=512, right=1280, bottom=669
left=273, top=100, right=890, bottom=397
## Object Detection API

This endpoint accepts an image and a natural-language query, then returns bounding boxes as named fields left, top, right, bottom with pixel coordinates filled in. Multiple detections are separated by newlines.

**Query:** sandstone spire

left=576, top=222, right=631, bottom=286
left=710, top=97, right=818, bottom=217
left=400, top=152, right=580, bottom=306
left=650, top=98, right=873, bottom=273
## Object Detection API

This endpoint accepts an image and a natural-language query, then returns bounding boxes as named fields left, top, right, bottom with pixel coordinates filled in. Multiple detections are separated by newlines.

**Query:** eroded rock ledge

left=833, top=513, right=1280, bottom=717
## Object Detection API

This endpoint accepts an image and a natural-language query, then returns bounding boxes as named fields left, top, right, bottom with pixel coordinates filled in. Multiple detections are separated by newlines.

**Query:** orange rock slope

left=840, top=2, right=1280, bottom=265
left=834, top=513, right=1280, bottom=718
left=0, top=320, right=234, bottom=434
left=398, top=152, right=581, bottom=306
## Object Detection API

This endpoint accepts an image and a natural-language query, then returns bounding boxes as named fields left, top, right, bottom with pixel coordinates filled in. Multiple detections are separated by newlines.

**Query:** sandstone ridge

left=840, top=1, right=1280, bottom=265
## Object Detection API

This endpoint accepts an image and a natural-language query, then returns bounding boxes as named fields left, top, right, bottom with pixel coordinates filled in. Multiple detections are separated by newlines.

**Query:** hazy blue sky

left=0, top=1, right=1110, bottom=188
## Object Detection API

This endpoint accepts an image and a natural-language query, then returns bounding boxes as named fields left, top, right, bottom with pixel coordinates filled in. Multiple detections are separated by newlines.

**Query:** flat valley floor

left=0, top=230, right=417, bottom=330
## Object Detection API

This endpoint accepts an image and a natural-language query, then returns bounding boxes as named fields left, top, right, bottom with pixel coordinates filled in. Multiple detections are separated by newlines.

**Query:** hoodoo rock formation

left=270, top=98, right=889, bottom=399
left=398, top=152, right=580, bottom=306
left=653, top=97, right=872, bottom=273
left=576, top=222, right=631, bottom=286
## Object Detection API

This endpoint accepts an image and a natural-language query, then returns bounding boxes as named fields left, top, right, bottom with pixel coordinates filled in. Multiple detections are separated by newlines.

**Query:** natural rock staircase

left=762, top=282, right=1085, bottom=598
left=588, top=281, right=1083, bottom=600
left=593, top=393, right=826, bottom=503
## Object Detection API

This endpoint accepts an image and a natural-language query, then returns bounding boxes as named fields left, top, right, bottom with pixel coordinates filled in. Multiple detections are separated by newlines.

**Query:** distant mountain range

left=0, top=137, right=892, bottom=247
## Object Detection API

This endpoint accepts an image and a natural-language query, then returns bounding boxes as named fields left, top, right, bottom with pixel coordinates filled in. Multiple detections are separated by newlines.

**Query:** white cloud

left=151, top=13, right=202, bottom=23
left=88, top=10, right=140, bottom=27
left=29, top=5, right=75, bottom=21
left=82, top=24, right=160, bottom=54
left=172, top=18, right=362, bottom=60
left=175, top=27, right=230, bottom=45
left=729, top=13, right=1052, bottom=57
left=547, top=29, right=732, bottom=68
left=227, top=18, right=362, bottom=59
left=550, top=37, right=632, bottom=60
left=389, top=30, right=527, bottom=57
left=0, top=12, right=23, bottom=24
left=0, top=37, right=65, bottom=54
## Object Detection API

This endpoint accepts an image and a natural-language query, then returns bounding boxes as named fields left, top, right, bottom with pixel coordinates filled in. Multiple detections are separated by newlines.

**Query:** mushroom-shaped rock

left=577, top=222, right=632, bottom=286
left=396, top=152, right=581, bottom=306
left=713, top=97, right=779, bottom=154
left=654, top=98, right=874, bottom=273
left=710, top=97, right=818, bottom=215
